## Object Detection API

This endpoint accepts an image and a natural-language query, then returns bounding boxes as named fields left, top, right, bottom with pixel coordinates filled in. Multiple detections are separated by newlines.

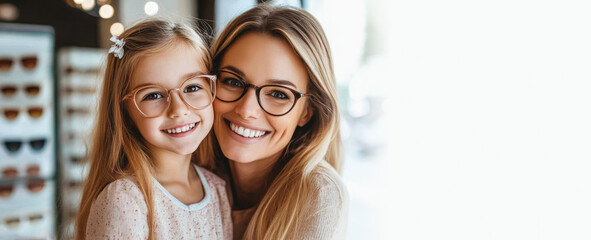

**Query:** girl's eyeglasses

left=1, top=85, right=41, bottom=97
left=122, top=75, right=217, bottom=118
left=1, top=164, right=40, bottom=178
left=0, top=55, right=38, bottom=72
left=0, top=178, right=45, bottom=198
left=2, top=138, right=47, bottom=153
left=2, top=107, right=44, bottom=120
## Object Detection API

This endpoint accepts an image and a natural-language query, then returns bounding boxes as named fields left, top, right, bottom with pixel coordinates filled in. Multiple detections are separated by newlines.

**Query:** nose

left=234, top=88, right=262, bottom=120
left=166, top=90, right=190, bottom=118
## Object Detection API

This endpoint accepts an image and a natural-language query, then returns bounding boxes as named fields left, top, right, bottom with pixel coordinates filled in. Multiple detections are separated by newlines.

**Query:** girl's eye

left=184, top=85, right=201, bottom=93
left=222, top=78, right=244, bottom=88
left=269, top=90, right=289, bottom=100
left=143, top=92, right=163, bottom=101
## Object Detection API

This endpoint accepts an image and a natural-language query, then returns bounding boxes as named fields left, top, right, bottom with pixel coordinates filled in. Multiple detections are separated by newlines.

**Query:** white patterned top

left=86, top=165, right=232, bottom=240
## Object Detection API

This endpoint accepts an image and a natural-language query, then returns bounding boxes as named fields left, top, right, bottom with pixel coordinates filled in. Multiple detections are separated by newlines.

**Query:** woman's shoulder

left=308, top=164, right=348, bottom=201
left=293, top=164, right=349, bottom=239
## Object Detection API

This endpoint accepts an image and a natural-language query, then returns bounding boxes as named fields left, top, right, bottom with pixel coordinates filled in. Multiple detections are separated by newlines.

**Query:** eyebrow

left=181, top=71, right=207, bottom=80
left=130, top=71, right=207, bottom=89
left=219, top=65, right=299, bottom=89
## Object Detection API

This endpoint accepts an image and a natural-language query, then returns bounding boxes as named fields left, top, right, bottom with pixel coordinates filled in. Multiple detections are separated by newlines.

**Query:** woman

left=199, top=4, right=348, bottom=239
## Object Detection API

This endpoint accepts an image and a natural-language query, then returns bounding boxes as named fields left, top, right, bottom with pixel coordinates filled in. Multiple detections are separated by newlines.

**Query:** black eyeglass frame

left=215, top=70, right=311, bottom=116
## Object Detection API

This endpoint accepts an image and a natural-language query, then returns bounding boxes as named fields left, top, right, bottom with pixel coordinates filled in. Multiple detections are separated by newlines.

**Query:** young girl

left=75, top=19, right=231, bottom=239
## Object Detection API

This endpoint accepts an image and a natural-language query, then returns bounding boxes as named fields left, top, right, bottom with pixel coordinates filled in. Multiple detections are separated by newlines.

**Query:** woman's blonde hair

left=198, top=4, right=342, bottom=239
left=75, top=18, right=211, bottom=240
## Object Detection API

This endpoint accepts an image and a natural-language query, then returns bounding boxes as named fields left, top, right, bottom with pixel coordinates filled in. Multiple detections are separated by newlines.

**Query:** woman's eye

left=184, top=85, right=201, bottom=93
left=142, top=92, right=163, bottom=101
left=269, top=90, right=289, bottom=100
left=222, top=78, right=244, bottom=88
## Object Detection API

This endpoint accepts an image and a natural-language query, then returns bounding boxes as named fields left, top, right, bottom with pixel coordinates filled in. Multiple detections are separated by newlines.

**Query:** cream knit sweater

left=231, top=166, right=349, bottom=240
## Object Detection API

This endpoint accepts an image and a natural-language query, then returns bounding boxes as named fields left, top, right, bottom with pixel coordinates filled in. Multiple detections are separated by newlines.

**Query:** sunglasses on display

left=1, top=164, right=40, bottom=179
left=2, top=107, right=44, bottom=120
left=3, top=213, right=45, bottom=229
left=1, top=84, right=41, bottom=97
left=2, top=138, right=47, bottom=153
left=64, top=66, right=100, bottom=75
left=66, top=107, right=90, bottom=116
left=0, top=55, right=38, bottom=72
left=0, top=178, right=45, bottom=198
left=70, top=156, right=86, bottom=164
left=62, top=86, right=96, bottom=95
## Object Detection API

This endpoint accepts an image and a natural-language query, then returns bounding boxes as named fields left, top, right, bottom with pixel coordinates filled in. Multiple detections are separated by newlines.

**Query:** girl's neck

left=151, top=150, right=195, bottom=184
left=229, top=157, right=279, bottom=210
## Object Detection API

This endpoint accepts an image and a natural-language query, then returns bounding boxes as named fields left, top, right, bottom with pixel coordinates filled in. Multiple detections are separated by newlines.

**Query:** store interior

left=0, top=0, right=391, bottom=239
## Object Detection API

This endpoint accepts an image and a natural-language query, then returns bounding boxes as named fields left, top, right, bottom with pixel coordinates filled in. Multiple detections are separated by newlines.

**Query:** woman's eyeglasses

left=0, top=55, right=38, bottom=72
left=1, top=84, right=41, bottom=97
left=215, top=70, right=311, bottom=116
left=2, top=138, right=47, bottom=153
left=122, top=75, right=217, bottom=118
left=2, top=107, right=44, bottom=120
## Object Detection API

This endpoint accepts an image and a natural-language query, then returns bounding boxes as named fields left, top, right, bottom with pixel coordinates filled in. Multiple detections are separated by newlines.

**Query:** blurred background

left=0, top=0, right=590, bottom=240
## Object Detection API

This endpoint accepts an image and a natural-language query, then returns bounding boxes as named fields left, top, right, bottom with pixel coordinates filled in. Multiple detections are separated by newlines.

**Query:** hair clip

left=108, top=36, right=126, bottom=59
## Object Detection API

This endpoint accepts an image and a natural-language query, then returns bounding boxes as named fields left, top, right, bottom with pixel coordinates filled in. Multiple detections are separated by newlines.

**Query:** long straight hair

left=75, top=18, right=211, bottom=240
left=198, top=4, right=343, bottom=239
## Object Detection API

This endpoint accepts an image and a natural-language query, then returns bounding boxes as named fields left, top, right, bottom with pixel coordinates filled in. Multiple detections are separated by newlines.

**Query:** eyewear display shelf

left=0, top=23, right=57, bottom=240
left=57, top=47, right=103, bottom=240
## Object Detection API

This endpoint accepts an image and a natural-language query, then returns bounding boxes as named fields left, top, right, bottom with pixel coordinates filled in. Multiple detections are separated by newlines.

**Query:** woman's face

left=213, top=32, right=313, bottom=166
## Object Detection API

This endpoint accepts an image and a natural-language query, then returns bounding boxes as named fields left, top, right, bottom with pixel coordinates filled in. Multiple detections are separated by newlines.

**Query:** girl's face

left=213, top=33, right=313, bottom=166
left=127, top=42, right=214, bottom=159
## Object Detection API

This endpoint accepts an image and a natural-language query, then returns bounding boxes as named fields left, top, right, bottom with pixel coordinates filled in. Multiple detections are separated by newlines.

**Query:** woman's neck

left=229, top=157, right=278, bottom=210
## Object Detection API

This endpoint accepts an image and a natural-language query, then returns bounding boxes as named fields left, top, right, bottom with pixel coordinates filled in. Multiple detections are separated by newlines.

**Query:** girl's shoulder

left=194, top=165, right=227, bottom=188
left=95, top=177, right=146, bottom=206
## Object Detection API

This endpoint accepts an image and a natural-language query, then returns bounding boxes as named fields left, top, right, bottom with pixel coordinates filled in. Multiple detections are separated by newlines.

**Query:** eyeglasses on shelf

left=0, top=55, right=38, bottom=72
left=1, top=84, right=41, bottom=97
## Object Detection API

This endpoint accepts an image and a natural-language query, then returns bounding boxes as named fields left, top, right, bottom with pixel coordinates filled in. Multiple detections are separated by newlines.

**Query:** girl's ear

left=297, top=104, right=314, bottom=127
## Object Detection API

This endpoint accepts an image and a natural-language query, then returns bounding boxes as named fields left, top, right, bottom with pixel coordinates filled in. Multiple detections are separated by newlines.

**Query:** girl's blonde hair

left=75, top=18, right=211, bottom=240
left=198, top=4, right=342, bottom=239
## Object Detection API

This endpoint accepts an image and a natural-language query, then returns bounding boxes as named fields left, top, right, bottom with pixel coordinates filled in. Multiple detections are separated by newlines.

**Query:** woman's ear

left=297, top=104, right=314, bottom=127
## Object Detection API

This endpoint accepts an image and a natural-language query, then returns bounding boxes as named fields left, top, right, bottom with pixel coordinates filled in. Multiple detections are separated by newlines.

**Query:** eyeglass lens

left=133, top=76, right=215, bottom=117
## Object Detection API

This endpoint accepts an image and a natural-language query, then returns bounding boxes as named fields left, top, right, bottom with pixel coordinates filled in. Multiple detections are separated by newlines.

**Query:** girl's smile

left=161, top=121, right=199, bottom=136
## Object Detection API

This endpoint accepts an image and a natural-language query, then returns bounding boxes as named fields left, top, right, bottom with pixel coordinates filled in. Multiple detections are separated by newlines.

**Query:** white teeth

left=230, top=123, right=266, bottom=138
left=164, top=123, right=196, bottom=134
